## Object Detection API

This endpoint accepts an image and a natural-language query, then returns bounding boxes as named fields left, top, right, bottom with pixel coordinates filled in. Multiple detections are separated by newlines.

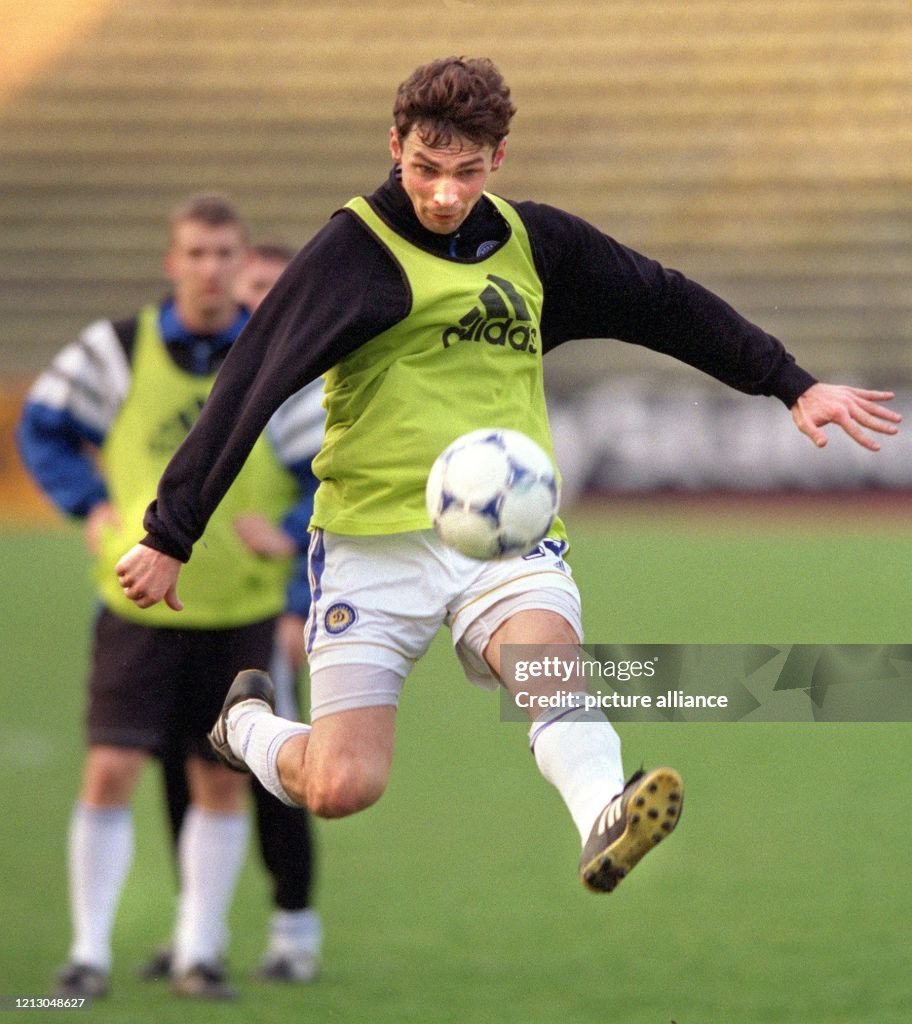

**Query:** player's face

left=390, top=127, right=506, bottom=235
left=234, top=254, right=288, bottom=312
left=164, top=219, right=247, bottom=330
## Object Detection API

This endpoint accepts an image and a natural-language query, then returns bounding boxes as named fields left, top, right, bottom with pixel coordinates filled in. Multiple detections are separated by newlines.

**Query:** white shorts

left=304, top=529, right=582, bottom=716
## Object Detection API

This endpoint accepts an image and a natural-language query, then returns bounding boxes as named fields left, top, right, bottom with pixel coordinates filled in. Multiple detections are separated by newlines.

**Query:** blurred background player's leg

left=139, top=641, right=321, bottom=983
left=253, top=643, right=322, bottom=981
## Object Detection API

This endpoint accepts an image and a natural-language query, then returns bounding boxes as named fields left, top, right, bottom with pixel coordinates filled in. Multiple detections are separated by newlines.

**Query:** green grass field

left=1, top=501, right=910, bottom=1023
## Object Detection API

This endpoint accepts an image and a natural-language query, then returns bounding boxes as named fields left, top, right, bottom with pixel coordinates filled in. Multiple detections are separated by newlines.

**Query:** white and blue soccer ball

left=425, top=428, right=560, bottom=560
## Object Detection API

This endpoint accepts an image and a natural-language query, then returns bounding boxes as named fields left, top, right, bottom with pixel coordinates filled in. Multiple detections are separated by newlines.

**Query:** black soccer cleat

left=256, top=950, right=321, bottom=983
left=171, top=961, right=238, bottom=1001
left=579, top=767, right=684, bottom=894
left=135, top=944, right=173, bottom=981
left=53, top=962, right=110, bottom=999
left=208, top=669, right=277, bottom=772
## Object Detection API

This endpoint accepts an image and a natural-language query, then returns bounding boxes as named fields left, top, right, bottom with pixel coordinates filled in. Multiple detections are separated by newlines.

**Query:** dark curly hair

left=393, top=57, right=516, bottom=149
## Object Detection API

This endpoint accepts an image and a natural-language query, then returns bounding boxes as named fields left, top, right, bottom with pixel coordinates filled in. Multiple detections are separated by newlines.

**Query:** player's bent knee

left=304, top=762, right=388, bottom=819
left=82, top=745, right=147, bottom=805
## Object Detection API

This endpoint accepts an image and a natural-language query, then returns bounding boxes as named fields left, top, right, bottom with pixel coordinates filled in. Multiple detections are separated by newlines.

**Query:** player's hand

left=790, top=383, right=901, bottom=451
left=234, top=512, right=296, bottom=558
left=84, top=501, right=121, bottom=557
left=114, top=543, right=184, bottom=611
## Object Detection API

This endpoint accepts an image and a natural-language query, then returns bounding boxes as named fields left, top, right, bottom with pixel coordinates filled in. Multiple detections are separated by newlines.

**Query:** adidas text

left=442, top=274, right=538, bottom=353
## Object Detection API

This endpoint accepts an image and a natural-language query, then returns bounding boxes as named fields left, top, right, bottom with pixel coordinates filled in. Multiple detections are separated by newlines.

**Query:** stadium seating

left=1, top=0, right=909, bottom=386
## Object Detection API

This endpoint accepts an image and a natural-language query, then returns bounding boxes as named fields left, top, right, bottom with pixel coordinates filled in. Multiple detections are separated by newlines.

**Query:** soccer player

left=138, top=240, right=323, bottom=986
left=235, top=242, right=298, bottom=313
left=114, top=59, right=900, bottom=902
left=17, top=197, right=323, bottom=999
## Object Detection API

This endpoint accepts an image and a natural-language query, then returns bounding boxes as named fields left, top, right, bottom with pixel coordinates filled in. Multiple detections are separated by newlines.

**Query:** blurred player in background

left=17, top=198, right=323, bottom=999
left=114, top=60, right=899, bottom=910
left=235, top=242, right=298, bottom=312
left=139, top=240, right=323, bottom=988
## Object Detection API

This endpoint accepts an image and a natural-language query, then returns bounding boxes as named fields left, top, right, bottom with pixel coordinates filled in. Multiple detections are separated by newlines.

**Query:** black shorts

left=86, top=607, right=277, bottom=759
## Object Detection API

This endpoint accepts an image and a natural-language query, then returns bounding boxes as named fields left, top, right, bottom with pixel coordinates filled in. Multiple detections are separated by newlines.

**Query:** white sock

left=172, top=807, right=249, bottom=973
left=266, top=907, right=323, bottom=957
left=227, top=701, right=311, bottom=807
left=67, top=803, right=134, bottom=971
left=529, top=697, right=625, bottom=843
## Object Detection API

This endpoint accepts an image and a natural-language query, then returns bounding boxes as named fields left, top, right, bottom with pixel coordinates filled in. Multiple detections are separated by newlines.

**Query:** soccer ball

left=425, top=428, right=560, bottom=560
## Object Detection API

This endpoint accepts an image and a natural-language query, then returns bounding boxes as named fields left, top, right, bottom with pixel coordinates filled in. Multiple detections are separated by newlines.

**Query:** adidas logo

left=441, top=274, right=538, bottom=353
left=596, top=796, right=624, bottom=836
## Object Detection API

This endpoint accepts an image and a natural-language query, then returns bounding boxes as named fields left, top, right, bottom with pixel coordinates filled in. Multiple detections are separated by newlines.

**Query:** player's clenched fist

left=115, top=544, right=184, bottom=611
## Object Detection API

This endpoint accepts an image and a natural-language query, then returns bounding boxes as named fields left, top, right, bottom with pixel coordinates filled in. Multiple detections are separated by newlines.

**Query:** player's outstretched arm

left=790, top=383, right=901, bottom=451
left=115, top=544, right=184, bottom=611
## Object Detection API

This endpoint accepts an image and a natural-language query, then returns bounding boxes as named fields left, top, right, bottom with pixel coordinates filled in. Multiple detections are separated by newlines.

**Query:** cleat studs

left=647, top=808, right=659, bottom=819
left=631, top=813, right=641, bottom=825
left=648, top=782, right=658, bottom=793
left=662, top=820, right=673, bottom=832
left=666, top=806, right=677, bottom=817
left=669, top=791, right=680, bottom=802
left=635, top=796, right=646, bottom=808
left=652, top=833, right=663, bottom=844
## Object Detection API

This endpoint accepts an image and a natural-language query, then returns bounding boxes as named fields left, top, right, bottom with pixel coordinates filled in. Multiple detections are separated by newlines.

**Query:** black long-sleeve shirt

left=142, top=168, right=816, bottom=561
